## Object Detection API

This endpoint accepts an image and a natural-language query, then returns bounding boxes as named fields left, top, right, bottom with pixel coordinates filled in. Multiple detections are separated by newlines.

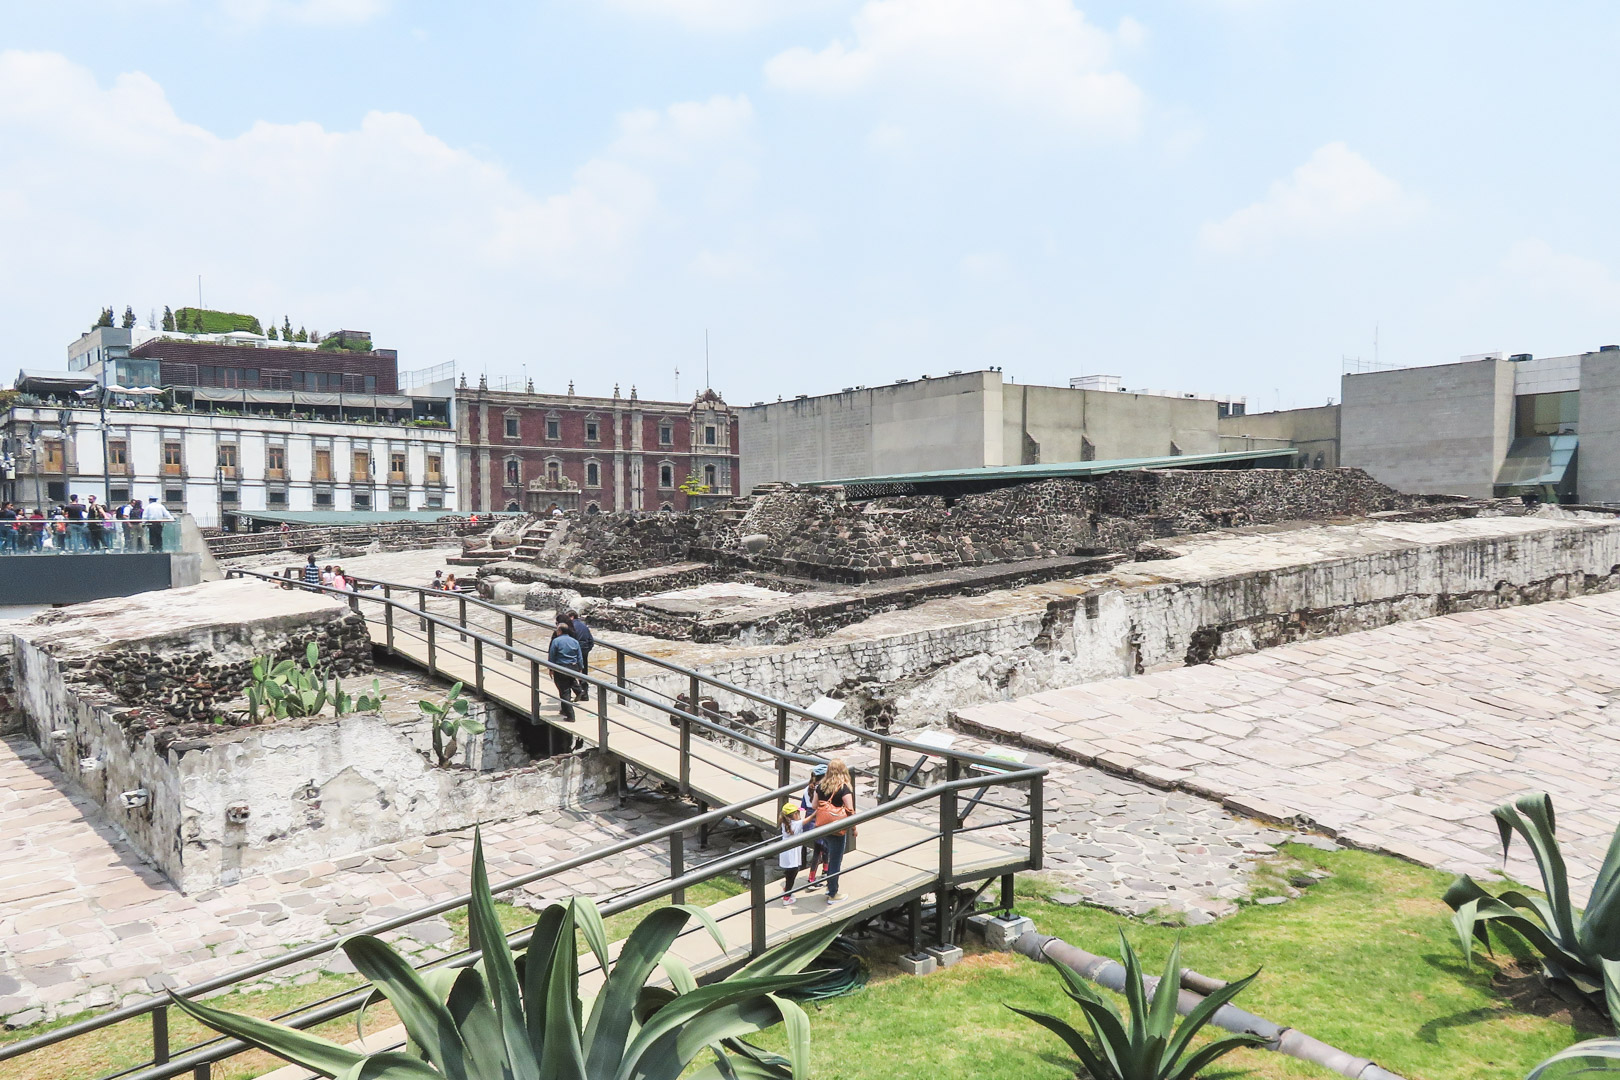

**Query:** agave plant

left=172, top=829, right=835, bottom=1079
left=1444, top=792, right=1620, bottom=1023
left=1008, top=931, right=1263, bottom=1080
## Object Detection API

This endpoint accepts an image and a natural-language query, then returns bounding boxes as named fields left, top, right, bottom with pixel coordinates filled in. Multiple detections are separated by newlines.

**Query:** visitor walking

left=143, top=496, right=174, bottom=551
left=779, top=803, right=809, bottom=906
left=801, top=763, right=829, bottom=889
left=563, top=610, right=594, bottom=700
left=548, top=621, right=584, bottom=721
left=812, top=758, right=856, bottom=905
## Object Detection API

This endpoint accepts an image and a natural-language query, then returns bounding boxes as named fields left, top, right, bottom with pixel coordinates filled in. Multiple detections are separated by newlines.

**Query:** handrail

left=334, top=569, right=1027, bottom=775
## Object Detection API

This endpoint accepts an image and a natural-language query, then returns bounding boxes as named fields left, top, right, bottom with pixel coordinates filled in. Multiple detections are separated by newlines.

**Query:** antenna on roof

left=705, top=329, right=711, bottom=391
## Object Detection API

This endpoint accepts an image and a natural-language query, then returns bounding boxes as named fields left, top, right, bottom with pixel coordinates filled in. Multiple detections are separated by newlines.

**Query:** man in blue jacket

left=563, top=610, right=594, bottom=701
left=548, top=622, right=583, bottom=721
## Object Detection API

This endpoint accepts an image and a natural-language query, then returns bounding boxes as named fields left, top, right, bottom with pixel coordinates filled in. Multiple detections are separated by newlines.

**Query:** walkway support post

left=750, top=858, right=768, bottom=958
left=775, top=707, right=790, bottom=787
left=597, top=683, right=609, bottom=751
left=616, top=651, right=626, bottom=705
left=670, top=831, right=685, bottom=905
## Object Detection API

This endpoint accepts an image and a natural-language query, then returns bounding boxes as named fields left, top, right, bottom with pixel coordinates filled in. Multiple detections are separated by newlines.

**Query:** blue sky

left=3, top=1, right=1618, bottom=410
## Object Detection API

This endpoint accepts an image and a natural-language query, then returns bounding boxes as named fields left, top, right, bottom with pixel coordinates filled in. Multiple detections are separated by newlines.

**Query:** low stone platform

left=955, top=590, right=1620, bottom=893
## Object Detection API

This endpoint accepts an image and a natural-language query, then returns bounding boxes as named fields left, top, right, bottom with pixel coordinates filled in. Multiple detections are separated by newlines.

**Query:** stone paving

left=956, top=591, right=1620, bottom=894
left=0, top=734, right=761, bottom=1025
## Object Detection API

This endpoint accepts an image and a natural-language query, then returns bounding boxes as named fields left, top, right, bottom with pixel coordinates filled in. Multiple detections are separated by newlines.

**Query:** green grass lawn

left=747, top=844, right=1602, bottom=1080
left=3, top=849, right=1601, bottom=1080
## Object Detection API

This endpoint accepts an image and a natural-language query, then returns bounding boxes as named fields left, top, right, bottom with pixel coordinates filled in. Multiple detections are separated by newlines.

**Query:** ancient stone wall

left=207, top=519, right=494, bottom=560
left=544, top=513, right=706, bottom=577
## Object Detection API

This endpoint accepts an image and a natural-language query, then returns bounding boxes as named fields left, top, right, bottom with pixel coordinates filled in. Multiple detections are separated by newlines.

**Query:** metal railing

left=0, top=519, right=181, bottom=555
left=0, top=569, right=1046, bottom=1080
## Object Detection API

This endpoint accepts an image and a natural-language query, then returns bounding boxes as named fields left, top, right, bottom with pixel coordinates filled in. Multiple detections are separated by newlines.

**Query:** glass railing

left=0, top=519, right=181, bottom=555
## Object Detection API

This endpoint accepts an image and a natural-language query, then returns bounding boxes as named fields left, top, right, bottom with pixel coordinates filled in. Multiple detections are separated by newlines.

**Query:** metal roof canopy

left=829, top=447, right=1303, bottom=498
left=233, top=509, right=523, bottom=528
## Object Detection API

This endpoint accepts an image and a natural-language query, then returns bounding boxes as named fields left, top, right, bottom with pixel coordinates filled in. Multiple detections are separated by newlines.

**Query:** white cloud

left=1483, top=240, right=1620, bottom=310
left=0, top=51, right=753, bottom=361
left=601, top=0, right=833, bottom=32
left=1200, top=142, right=1420, bottom=253
left=765, top=0, right=1143, bottom=132
left=218, top=0, right=388, bottom=25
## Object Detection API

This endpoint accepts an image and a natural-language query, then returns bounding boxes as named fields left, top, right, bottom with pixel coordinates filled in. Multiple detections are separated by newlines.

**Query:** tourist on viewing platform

left=144, top=496, right=174, bottom=551
left=562, top=610, right=593, bottom=700
left=0, top=502, right=17, bottom=553
left=548, top=621, right=584, bottom=722
left=778, top=803, right=809, bottom=906
left=119, top=499, right=142, bottom=551
left=813, top=759, right=855, bottom=905
left=26, top=507, right=45, bottom=551
left=429, top=570, right=445, bottom=590
left=302, top=554, right=321, bottom=588
left=64, top=495, right=86, bottom=551
left=332, top=566, right=350, bottom=592
left=802, top=763, right=828, bottom=889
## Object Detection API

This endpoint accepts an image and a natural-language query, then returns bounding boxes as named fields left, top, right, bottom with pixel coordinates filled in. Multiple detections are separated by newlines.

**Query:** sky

left=3, top=1, right=1619, bottom=411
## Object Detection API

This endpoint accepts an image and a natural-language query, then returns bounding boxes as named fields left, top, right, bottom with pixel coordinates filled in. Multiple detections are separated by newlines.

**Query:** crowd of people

left=0, top=495, right=176, bottom=554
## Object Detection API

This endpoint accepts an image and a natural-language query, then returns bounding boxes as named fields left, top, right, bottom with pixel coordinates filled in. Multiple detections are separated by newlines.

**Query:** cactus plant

left=244, top=642, right=385, bottom=723
left=420, top=682, right=483, bottom=767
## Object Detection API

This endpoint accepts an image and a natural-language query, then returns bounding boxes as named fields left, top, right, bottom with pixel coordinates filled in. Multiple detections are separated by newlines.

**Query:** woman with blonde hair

left=811, top=758, right=856, bottom=905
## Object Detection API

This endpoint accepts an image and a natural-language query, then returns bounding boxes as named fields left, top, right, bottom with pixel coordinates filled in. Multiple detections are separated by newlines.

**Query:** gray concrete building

left=1219, top=404, right=1341, bottom=469
left=1340, top=348, right=1611, bottom=502
left=739, top=370, right=1231, bottom=490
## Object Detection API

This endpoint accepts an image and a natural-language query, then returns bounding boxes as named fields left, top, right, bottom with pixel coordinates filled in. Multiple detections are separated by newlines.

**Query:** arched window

left=585, top=461, right=601, bottom=488
left=547, top=460, right=562, bottom=484
left=587, top=502, right=601, bottom=515
left=703, top=464, right=717, bottom=489
left=505, top=501, right=520, bottom=512
left=659, top=462, right=674, bottom=489
left=505, top=459, right=519, bottom=486
left=660, top=502, right=674, bottom=512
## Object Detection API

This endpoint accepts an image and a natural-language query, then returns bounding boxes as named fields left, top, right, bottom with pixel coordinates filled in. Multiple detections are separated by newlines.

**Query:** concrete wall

left=1003, top=385, right=1220, bottom=464
left=739, top=371, right=999, bottom=489
left=1340, top=359, right=1515, bottom=497
left=1220, top=405, right=1341, bottom=468
left=1580, top=351, right=1620, bottom=504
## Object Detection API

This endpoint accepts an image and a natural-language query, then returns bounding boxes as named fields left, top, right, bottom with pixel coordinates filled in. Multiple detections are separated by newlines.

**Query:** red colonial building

left=455, top=378, right=741, bottom=514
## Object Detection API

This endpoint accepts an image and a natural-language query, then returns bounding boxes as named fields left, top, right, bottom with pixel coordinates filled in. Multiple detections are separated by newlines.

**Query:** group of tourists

left=778, top=759, right=857, bottom=906
left=0, top=495, right=173, bottom=554
left=547, top=611, right=596, bottom=719
left=300, top=554, right=353, bottom=591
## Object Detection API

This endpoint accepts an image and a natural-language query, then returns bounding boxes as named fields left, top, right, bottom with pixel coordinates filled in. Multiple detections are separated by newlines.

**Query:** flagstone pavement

left=956, top=591, right=1620, bottom=895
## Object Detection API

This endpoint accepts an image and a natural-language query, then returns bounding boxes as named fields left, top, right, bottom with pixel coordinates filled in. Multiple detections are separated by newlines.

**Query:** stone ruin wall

left=504, top=467, right=1439, bottom=588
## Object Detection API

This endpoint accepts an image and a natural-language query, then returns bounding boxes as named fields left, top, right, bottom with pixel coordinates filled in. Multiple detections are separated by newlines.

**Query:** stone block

left=925, top=944, right=964, bottom=967
left=981, top=915, right=1034, bottom=951
left=898, top=952, right=937, bottom=976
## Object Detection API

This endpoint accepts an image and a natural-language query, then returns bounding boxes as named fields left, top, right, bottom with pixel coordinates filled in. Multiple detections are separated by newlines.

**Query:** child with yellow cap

left=778, top=802, right=809, bottom=906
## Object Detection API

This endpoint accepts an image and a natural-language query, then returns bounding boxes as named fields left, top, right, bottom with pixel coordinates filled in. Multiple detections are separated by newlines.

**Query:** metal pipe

left=1011, top=933, right=1405, bottom=1080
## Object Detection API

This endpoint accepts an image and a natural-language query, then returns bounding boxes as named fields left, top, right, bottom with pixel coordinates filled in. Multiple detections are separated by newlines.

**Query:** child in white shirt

left=779, top=803, right=809, bottom=906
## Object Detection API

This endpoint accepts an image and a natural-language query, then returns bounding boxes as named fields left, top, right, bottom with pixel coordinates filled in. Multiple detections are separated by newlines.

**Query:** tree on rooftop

left=294, top=326, right=308, bottom=342
left=122, top=306, right=136, bottom=329
left=266, top=324, right=277, bottom=340
left=282, top=315, right=293, bottom=338
left=94, top=306, right=114, bottom=328
left=161, top=305, right=175, bottom=331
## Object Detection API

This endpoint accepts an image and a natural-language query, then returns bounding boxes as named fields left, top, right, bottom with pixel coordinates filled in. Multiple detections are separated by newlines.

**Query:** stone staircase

left=513, top=518, right=561, bottom=562
left=710, top=495, right=758, bottom=524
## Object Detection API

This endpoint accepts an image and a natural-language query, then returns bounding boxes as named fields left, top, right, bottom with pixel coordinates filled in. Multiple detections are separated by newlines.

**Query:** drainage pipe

left=1012, top=932, right=1404, bottom=1080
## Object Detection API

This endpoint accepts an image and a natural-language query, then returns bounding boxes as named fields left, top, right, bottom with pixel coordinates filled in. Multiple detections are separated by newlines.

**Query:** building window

left=585, top=419, right=599, bottom=442
left=44, top=440, right=65, bottom=471
left=705, top=425, right=717, bottom=446
left=353, top=451, right=370, bottom=481
left=352, top=491, right=372, bottom=510
left=586, top=461, right=600, bottom=488
left=108, top=440, right=128, bottom=470
left=109, top=487, right=129, bottom=503
left=426, top=494, right=443, bottom=509
left=217, top=444, right=238, bottom=477
left=587, top=502, right=601, bottom=515
left=659, top=463, right=674, bottom=489
left=504, top=414, right=520, bottom=439
left=660, top=502, right=673, bottom=512
left=267, top=445, right=286, bottom=478
left=390, top=493, right=409, bottom=510
left=390, top=451, right=407, bottom=481
left=164, top=488, right=184, bottom=505
left=46, top=481, right=65, bottom=502
left=314, top=491, right=334, bottom=508
left=506, top=501, right=521, bottom=512
left=545, top=414, right=561, bottom=440
left=547, top=460, right=562, bottom=484
left=704, top=464, right=717, bottom=489
left=658, top=424, right=672, bottom=445
left=268, top=490, right=287, bottom=508
left=221, top=488, right=239, bottom=504
left=1516, top=391, right=1580, bottom=436
left=314, top=448, right=333, bottom=481
left=427, top=454, right=442, bottom=482
left=506, top=459, right=520, bottom=486
left=163, top=441, right=183, bottom=476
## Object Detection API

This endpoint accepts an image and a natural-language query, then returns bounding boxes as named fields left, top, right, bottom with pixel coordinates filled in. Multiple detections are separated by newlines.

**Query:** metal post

left=530, top=659, right=541, bottom=721
left=678, top=714, right=691, bottom=795
left=504, top=612, right=514, bottom=656
left=908, top=896, right=923, bottom=957
left=750, top=857, right=768, bottom=958
left=939, top=781, right=957, bottom=946
left=670, top=831, right=686, bottom=905
left=426, top=619, right=437, bottom=673
left=698, top=801, right=710, bottom=849
left=878, top=743, right=892, bottom=803
left=1029, top=772, right=1045, bottom=871
left=617, top=759, right=627, bottom=807
left=384, top=601, right=394, bottom=650
left=774, top=706, right=789, bottom=788
left=152, top=1005, right=169, bottom=1065
left=597, top=682, right=609, bottom=751
left=194, top=1064, right=211, bottom=1080
left=688, top=673, right=701, bottom=726
left=473, top=638, right=484, bottom=696
left=1001, top=873, right=1016, bottom=914
left=616, top=650, right=626, bottom=705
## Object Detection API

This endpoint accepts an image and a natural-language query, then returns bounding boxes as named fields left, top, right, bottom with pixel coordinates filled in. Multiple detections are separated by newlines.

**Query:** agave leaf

left=444, top=966, right=515, bottom=1080
left=768, top=994, right=811, bottom=1080
left=1462, top=899, right=1589, bottom=975
left=685, top=1053, right=792, bottom=1080
left=733, top=921, right=841, bottom=979
left=584, top=906, right=694, bottom=1078
left=168, top=990, right=364, bottom=1078
left=467, top=830, right=540, bottom=1080
left=1578, top=824, right=1620, bottom=962
left=636, top=985, right=680, bottom=1024
left=1161, top=966, right=1263, bottom=1069
left=573, top=896, right=613, bottom=983
left=1602, top=958, right=1620, bottom=1032
left=1498, top=795, right=1578, bottom=946
left=1452, top=899, right=1487, bottom=966
left=331, top=1051, right=446, bottom=1080
left=1006, top=1006, right=1114, bottom=1080
left=537, top=900, right=586, bottom=1080
left=340, top=936, right=472, bottom=1080
left=1048, top=961, right=1129, bottom=1076
left=662, top=955, right=700, bottom=995
left=671, top=998, right=788, bottom=1073
left=1116, top=931, right=1149, bottom=1054
left=1146, top=938, right=1183, bottom=1040
left=521, top=904, right=568, bottom=1048
left=614, top=973, right=824, bottom=1080
left=1165, top=1032, right=1269, bottom=1080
